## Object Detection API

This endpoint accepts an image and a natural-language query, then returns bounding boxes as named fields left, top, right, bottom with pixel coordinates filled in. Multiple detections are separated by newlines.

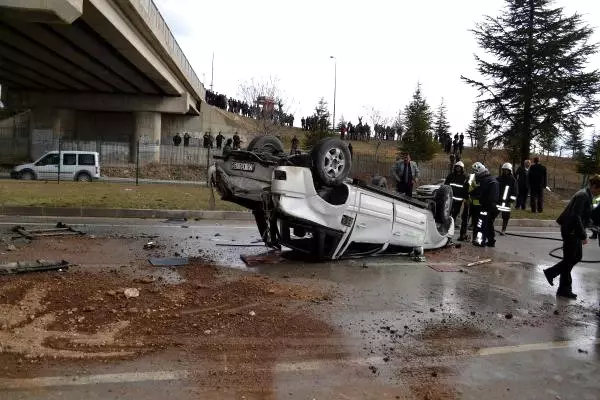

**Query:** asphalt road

left=0, top=217, right=598, bottom=400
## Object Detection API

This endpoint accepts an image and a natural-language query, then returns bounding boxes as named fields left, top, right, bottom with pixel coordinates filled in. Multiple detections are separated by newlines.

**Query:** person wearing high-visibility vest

left=471, top=162, right=500, bottom=247
left=444, top=161, right=469, bottom=220
left=458, top=168, right=479, bottom=242
left=497, top=163, right=518, bottom=235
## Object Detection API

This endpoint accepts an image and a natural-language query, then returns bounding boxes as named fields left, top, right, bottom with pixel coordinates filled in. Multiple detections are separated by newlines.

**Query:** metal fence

left=0, top=136, right=582, bottom=191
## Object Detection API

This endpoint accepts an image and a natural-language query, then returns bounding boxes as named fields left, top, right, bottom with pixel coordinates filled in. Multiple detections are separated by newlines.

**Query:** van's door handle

left=357, top=223, right=367, bottom=228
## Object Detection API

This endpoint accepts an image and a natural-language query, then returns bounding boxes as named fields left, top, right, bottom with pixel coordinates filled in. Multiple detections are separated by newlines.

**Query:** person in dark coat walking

left=471, top=162, right=500, bottom=247
left=347, top=142, right=353, bottom=157
left=515, top=159, right=531, bottom=210
left=497, top=163, right=518, bottom=235
left=232, top=132, right=241, bottom=150
left=528, top=157, right=547, bottom=213
left=444, top=161, right=468, bottom=220
left=543, top=175, right=600, bottom=299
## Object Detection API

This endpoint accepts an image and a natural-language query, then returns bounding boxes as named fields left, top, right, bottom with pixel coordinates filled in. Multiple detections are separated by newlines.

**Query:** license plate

left=231, top=162, right=255, bottom=172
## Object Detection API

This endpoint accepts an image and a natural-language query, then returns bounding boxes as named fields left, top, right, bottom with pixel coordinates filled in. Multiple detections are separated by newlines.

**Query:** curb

left=0, top=206, right=254, bottom=221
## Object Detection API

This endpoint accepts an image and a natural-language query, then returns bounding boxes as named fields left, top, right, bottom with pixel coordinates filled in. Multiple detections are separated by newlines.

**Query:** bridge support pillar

left=132, top=111, right=161, bottom=163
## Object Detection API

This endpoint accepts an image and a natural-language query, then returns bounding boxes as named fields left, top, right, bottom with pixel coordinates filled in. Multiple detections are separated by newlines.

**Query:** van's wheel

left=311, top=138, right=351, bottom=186
left=20, top=170, right=35, bottom=180
left=433, top=184, right=453, bottom=235
left=76, top=172, right=92, bottom=182
left=247, top=135, right=284, bottom=155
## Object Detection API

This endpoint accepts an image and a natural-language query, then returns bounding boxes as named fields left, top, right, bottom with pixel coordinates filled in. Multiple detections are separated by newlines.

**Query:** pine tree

left=399, top=84, right=436, bottom=162
left=466, top=105, right=488, bottom=150
left=577, top=131, right=600, bottom=177
left=303, top=98, right=334, bottom=148
left=462, top=0, right=600, bottom=162
left=564, top=128, right=585, bottom=158
left=536, top=124, right=558, bottom=159
left=433, top=99, right=451, bottom=142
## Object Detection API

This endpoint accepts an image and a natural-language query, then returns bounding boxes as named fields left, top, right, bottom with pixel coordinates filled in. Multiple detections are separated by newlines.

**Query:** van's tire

left=433, top=184, right=453, bottom=235
left=311, top=138, right=351, bottom=186
left=20, top=170, right=35, bottom=180
left=75, top=172, right=92, bottom=182
left=247, top=135, right=284, bottom=155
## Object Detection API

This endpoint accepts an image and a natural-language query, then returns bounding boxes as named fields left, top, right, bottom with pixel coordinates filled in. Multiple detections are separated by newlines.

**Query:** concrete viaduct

left=0, top=0, right=238, bottom=161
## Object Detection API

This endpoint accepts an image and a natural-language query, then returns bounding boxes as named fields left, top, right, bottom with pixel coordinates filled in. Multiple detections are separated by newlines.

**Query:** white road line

left=2, top=338, right=598, bottom=390
left=477, top=337, right=600, bottom=356
left=0, top=370, right=190, bottom=389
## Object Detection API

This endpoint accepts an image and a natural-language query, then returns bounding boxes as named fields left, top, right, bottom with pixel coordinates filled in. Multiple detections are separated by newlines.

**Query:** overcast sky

left=155, top=0, right=600, bottom=138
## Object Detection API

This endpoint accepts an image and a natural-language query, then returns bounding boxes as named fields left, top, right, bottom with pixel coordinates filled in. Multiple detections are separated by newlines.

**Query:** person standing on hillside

left=515, top=159, right=531, bottom=210
left=232, top=132, right=241, bottom=150
left=215, top=132, right=224, bottom=149
left=497, top=163, right=518, bottom=235
left=392, top=152, right=419, bottom=197
left=543, top=175, right=600, bottom=299
left=528, top=157, right=547, bottom=213
left=290, top=135, right=299, bottom=155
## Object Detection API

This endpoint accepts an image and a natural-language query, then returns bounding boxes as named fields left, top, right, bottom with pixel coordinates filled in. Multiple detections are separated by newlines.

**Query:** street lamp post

left=330, top=56, right=337, bottom=134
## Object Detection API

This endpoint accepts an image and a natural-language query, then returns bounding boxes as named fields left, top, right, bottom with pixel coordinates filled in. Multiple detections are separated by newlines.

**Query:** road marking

left=477, top=337, right=600, bottom=356
left=0, top=370, right=190, bottom=390
left=0, top=222, right=255, bottom=229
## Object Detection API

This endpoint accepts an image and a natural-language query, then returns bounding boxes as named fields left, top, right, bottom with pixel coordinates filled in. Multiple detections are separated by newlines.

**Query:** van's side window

left=63, top=154, right=76, bottom=166
left=78, top=154, right=95, bottom=166
left=36, top=153, right=59, bottom=166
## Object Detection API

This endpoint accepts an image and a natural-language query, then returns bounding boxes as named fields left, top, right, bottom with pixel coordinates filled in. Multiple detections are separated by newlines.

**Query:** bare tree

left=237, top=76, right=294, bottom=136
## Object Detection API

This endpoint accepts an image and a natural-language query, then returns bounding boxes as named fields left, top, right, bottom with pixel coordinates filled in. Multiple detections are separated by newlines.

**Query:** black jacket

left=475, top=172, right=500, bottom=211
left=496, top=174, right=518, bottom=206
left=556, top=188, right=592, bottom=239
left=444, top=172, right=468, bottom=200
left=528, top=163, right=547, bottom=192
left=515, top=166, right=529, bottom=190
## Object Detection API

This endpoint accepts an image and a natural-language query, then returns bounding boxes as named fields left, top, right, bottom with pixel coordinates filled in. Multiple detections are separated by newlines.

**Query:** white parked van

left=11, top=151, right=101, bottom=182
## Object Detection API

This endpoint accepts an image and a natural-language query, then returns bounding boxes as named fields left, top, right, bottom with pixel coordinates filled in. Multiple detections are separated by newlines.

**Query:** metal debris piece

left=148, top=257, right=189, bottom=267
left=0, top=259, right=69, bottom=275
left=143, top=241, right=157, bottom=249
left=466, top=258, right=492, bottom=267
left=12, top=223, right=84, bottom=240
left=241, top=251, right=284, bottom=266
left=429, top=264, right=460, bottom=272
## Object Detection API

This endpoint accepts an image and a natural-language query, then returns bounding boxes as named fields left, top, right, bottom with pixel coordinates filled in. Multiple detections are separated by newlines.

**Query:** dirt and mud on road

left=0, top=234, right=341, bottom=398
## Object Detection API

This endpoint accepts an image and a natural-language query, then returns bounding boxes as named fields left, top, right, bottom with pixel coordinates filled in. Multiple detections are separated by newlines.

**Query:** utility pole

left=210, top=52, right=214, bottom=91
left=330, top=56, right=337, bottom=133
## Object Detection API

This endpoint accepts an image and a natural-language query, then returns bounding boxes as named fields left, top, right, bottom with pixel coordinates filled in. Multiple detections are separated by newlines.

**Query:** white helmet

left=502, top=162, right=513, bottom=171
left=472, top=162, right=487, bottom=174
left=454, top=161, right=465, bottom=169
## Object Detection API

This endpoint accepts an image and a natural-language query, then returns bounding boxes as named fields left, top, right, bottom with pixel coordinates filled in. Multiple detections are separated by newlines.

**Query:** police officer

left=543, top=175, right=600, bottom=299
left=471, top=162, right=500, bottom=247
left=497, top=163, right=518, bottom=235
left=444, top=161, right=468, bottom=220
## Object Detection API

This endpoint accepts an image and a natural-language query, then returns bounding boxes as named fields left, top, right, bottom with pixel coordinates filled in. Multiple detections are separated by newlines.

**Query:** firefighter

left=444, top=161, right=468, bottom=220
left=497, top=163, right=518, bottom=235
left=458, top=169, right=477, bottom=242
left=471, top=162, right=500, bottom=247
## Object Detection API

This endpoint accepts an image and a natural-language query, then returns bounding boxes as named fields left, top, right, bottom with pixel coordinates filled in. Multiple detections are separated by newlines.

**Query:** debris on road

left=578, top=348, right=589, bottom=354
left=6, top=244, right=16, bottom=251
left=249, top=310, right=256, bottom=317
left=123, top=288, right=140, bottom=298
left=12, top=224, right=85, bottom=240
left=0, top=259, right=69, bottom=275
left=241, top=252, right=285, bottom=266
left=429, top=264, right=460, bottom=272
left=143, top=241, right=157, bottom=250
left=148, top=257, right=189, bottom=267
left=505, top=313, right=514, bottom=319
left=217, top=243, right=266, bottom=247
left=466, top=258, right=492, bottom=267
